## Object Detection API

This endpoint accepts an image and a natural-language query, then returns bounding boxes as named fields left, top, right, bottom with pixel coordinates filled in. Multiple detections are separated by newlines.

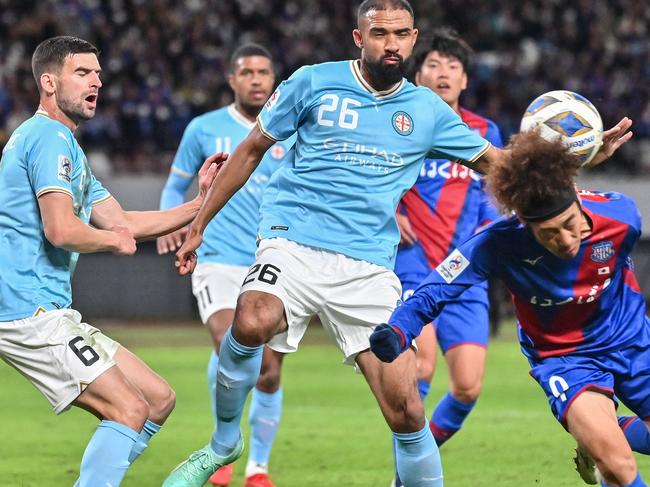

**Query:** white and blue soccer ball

left=520, top=90, right=603, bottom=166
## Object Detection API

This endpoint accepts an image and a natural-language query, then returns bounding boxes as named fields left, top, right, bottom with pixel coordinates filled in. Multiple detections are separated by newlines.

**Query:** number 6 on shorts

left=68, top=336, right=100, bottom=366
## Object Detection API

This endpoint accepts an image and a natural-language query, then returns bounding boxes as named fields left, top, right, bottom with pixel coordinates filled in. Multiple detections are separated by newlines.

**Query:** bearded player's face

left=229, top=55, right=275, bottom=113
left=54, top=53, right=102, bottom=124
left=353, top=8, right=418, bottom=88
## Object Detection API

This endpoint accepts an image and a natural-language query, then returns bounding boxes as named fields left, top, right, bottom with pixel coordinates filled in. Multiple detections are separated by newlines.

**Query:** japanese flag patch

left=436, top=248, right=470, bottom=284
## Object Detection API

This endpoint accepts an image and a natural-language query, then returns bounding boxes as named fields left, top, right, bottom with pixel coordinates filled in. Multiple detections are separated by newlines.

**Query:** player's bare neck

left=37, top=101, right=78, bottom=132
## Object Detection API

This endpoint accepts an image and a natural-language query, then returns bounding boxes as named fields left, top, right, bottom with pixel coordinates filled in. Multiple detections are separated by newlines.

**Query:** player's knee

left=417, top=361, right=435, bottom=383
left=450, top=380, right=482, bottom=404
left=233, top=297, right=282, bottom=346
left=111, top=394, right=150, bottom=431
left=385, top=395, right=425, bottom=432
left=256, top=367, right=281, bottom=393
left=148, top=384, right=176, bottom=424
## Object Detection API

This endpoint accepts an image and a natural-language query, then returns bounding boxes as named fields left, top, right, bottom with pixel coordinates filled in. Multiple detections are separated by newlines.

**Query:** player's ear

left=39, top=73, right=56, bottom=96
left=412, top=28, right=419, bottom=46
left=352, top=29, right=363, bottom=49
left=415, top=69, right=421, bottom=86
left=227, top=73, right=236, bottom=91
left=461, top=72, right=468, bottom=91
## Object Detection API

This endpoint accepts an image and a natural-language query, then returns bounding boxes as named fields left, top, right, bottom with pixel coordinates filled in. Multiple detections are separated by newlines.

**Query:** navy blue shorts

left=529, top=328, right=650, bottom=427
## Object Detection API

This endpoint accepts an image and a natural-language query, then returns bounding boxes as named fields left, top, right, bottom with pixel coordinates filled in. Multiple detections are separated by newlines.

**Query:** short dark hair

left=485, top=130, right=581, bottom=217
left=357, top=0, right=414, bottom=27
left=414, top=27, right=474, bottom=73
left=32, top=36, right=98, bottom=91
left=229, top=43, right=273, bottom=73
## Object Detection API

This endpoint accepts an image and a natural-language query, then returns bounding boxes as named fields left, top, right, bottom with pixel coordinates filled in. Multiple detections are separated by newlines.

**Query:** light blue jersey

left=257, top=60, right=490, bottom=269
left=163, top=104, right=295, bottom=265
left=0, top=112, right=111, bottom=320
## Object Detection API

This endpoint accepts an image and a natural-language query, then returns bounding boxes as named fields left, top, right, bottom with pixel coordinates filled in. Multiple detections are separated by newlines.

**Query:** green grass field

left=1, top=323, right=648, bottom=486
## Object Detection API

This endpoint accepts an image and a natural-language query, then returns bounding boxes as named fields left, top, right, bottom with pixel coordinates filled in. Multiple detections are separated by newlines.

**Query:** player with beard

left=158, top=44, right=293, bottom=487
left=163, top=2, right=629, bottom=486
left=0, top=36, right=222, bottom=487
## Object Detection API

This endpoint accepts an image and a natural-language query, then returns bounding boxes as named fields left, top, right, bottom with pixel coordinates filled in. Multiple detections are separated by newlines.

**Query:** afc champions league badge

left=392, top=111, right=414, bottom=136
left=591, top=241, right=615, bottom=263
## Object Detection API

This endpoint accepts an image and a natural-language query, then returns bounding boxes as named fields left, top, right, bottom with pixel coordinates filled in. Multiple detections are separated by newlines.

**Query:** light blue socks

left=211, top=327, right=264, bottom=456
left=75, top=420, right=139, bottom=487
left=394, top=422, right=443, bottom=486
left=248, top=388, right=283, bottom=467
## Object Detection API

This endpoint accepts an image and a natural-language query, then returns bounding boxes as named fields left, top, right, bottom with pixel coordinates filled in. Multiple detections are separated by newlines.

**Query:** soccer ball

left=520, top=90, right=603, bottom=166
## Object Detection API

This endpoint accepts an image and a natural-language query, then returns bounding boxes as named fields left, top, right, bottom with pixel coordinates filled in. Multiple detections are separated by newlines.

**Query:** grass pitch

left=1, top=323, right=648, bottom=486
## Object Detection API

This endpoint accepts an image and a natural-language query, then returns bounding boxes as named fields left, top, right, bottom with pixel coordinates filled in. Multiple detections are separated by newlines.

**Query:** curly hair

left=485, top=130, right=581, bottom=216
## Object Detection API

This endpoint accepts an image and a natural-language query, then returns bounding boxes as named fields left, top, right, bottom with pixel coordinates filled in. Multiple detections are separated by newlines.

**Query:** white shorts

left=240, top=238, right=402, bottom=365
left=0, top=309, right=119, bottom=414
left=191, top=262, right=249, bottom=324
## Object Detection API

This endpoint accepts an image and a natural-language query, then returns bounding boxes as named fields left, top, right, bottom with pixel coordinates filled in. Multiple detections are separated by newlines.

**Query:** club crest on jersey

left=270, top=144, right=286, bottom=159
left=57, top=155, right=72, bottom=182
left=591, top=241, right=615, bottom=263
left=392, top=111, right=413, bottom=136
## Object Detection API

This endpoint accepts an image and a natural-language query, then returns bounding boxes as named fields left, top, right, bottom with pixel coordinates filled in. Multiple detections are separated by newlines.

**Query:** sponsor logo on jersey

left=523, top=256, right=543, bottom=266
left=392, top=111, right=414, bottom=136
left=591, top=241, right=614, bottom=263
left=420, top=159, right=481, bottom=181
left=57, top=155, right=72, bottom=182
left=436, top=248, right=469, bottom=283
left=266, top=88, right=280, bottom=110
left=323, top=138, right=404, bottom=172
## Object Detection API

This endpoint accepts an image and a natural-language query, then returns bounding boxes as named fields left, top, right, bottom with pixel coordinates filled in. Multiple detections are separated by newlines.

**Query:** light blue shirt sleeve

left=257, top=65, right=313, bottom=141
left=89, top=174, right=111, bottom=205
left=428, top=98, right=491, bottom=164
left=171, top=118, right=203, bottom=178
left=28, top=129, right=75, bottom=198
left=159, top=172, right=192, bottom=210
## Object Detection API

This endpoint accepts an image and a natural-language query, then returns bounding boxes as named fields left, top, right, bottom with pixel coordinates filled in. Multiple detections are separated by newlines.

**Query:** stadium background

left=2, top=1, right=650, bottom=486
left=2, top=0, right=649, bottom=319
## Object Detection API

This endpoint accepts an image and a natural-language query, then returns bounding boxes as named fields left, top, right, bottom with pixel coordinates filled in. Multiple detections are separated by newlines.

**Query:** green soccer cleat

left=162, top=437, right=244, bottom=487
left=574, top=444, right=601, bottom=485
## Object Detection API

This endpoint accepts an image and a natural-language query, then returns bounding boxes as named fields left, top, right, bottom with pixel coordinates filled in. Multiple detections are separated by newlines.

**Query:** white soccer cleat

left=574, top=444, right=602, bottom=485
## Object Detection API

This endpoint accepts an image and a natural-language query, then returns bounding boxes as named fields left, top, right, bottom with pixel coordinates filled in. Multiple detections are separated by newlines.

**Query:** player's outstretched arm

left=39, top=192, right=136, bottom=255
left=175, top=126, right=275, bottom=275
left=91, top=153, right=224, bottom=241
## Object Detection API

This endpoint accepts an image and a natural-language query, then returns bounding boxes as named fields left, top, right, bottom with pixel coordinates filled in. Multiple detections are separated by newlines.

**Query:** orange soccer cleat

left=244, top=473, right=276, bottom=487
left=209, top=464, right=235, bottom=486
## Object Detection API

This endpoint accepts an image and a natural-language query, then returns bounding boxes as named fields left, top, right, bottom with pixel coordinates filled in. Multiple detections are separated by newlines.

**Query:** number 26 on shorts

left=243, top=263, right=282, bottom=286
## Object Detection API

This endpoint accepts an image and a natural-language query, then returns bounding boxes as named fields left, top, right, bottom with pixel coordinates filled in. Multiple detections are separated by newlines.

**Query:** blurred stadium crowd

left=1, top=0, right=649, bottom=173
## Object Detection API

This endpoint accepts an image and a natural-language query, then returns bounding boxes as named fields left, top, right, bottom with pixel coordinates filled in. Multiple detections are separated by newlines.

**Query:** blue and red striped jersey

left=390, top=191, right=645, bottom=360
left=395, top=108, right=502, bottom=278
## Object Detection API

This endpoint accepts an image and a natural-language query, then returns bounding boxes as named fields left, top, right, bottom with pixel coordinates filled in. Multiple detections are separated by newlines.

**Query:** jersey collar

left=350, top=60, right=405, bottom=99
left=227, top=104, right=256, bottom=129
